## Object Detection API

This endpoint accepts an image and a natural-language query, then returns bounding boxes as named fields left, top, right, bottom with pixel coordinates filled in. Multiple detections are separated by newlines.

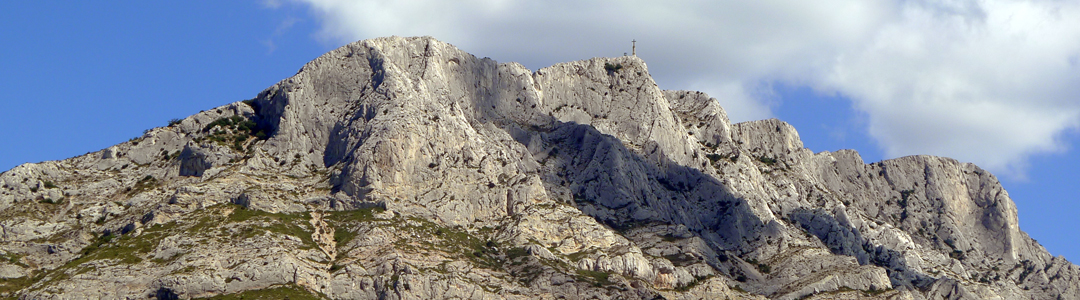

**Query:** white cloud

left=280, top=0, right=1080, bottom=177
left=820, top=0, right=1080, bottom=176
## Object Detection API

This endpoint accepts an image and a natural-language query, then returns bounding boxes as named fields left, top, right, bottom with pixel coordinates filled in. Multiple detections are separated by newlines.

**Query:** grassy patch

left=513, top=263, right=546, bottom=287
left=227, top=206, right=314, bottom=247
left=178, top=205, right=316, bottom=249
left=0, top=273, right=44, bottom=295
left=91, top=235, right=146, bottom=265
left=329, top=264, right=344, bottom=273
left=505, top=247, right=529, bottom=262
left=198, top=116, right=266, bottom=151
left=73, top=231, right=159, bottom=266
left=195, top=283, right=324, bottom=300
left=389, top=217, right=505, bottom=269
left=128, top=175, right=159, bottom=195
left=331, top=227, right=357, bottom=254
left=674, top=275, right=714, bottom=292
left=575, top=269, right=613, bottom=287
left=565, top=249, right=595, bottom=262
left=28, top=229, right=163, bottom=290
left=1, top=253, right=23, bottom=267
left=326, top=207, right=384, bottom=223
left=325, top=206, right=386, bottom=251
left=186, top=214, right=221, bottom=237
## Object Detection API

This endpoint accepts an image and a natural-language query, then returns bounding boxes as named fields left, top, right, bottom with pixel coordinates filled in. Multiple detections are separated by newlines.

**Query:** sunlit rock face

left=0, top=36, right=1076, bottom=300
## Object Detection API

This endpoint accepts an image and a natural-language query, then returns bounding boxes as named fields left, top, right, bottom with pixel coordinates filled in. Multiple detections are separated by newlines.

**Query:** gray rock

left=0, top=36, right=1075, bottom=300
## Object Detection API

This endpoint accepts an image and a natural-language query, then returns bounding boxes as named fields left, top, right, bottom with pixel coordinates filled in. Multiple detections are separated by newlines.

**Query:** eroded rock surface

left=0, top=36, right=1076, bottom=299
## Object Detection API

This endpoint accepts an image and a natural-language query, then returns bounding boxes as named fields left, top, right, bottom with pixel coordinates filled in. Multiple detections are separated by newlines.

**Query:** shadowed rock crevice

left=535, top=120, right=763, bottom=253
left=2, top=36, right=1078, bottom=300
left=790, top=207, right=934, bottom=288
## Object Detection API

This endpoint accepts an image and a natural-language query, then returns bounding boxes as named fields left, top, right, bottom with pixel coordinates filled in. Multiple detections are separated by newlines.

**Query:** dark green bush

left=706, top=153, right=724, bottom=164
left=757, top=156, right=777, bottom=166
left=201, top=115, right=268, bottom=151
left=950, top=249, right=966, bottom=260
left=757, top=263, right=771, bottom=274
left=603, top=63, right=624, bottom=73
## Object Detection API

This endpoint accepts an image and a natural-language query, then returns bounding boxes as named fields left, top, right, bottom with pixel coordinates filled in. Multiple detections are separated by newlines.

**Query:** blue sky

left=1, top=1, right=1077, bottom=260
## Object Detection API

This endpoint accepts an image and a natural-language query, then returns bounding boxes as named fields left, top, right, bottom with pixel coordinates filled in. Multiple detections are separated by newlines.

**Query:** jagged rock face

left=0, top=36, right=1077, bottom=300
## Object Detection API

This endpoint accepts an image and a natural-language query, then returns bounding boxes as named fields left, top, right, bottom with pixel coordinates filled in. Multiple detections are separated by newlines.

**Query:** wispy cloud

left=279, top=0, right=1080, bottom=178
left=262, top=16, right=300, bottom=55
left=262, top=0, right=283, bottom=9
left=261, top=38, right=277, bottom=55
left=274, top=16, right=299, bottom=36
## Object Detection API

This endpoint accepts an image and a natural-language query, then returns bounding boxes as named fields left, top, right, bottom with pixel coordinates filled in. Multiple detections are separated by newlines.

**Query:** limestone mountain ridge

left=0, top=36, right=1077, bottom=299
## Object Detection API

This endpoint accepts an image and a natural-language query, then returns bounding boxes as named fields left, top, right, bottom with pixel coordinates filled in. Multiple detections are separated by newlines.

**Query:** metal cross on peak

left=632, top=39, right=637, bottom=56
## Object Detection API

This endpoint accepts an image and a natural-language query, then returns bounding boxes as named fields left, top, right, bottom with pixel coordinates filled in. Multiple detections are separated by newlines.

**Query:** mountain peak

left=1, top=36, right=1077, bottom=299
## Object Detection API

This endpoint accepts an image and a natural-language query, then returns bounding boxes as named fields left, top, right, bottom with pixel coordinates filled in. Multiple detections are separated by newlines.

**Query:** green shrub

left=675, top=275, right=714, bottom=292
left=899, top=189, right=914, bottom=208
left=576, top=269, right=613, bottom=287
left=706, top=153, right=724, bottom=164
left=603, top=63, right=624, bottom=73
left=758, top=263, right=771, bottom=274
left=746, top=258, right=771, bottom=274
left=950, top=249, right=965, bottom=261
left=757, top=156, right=777, bottom=166
left=241, top=99, right=258, bottom=110
left=128, top=175, right=159, bottom=195
left=82, top=232, right=114, bottom=256
left=202, top=115, right=267, bottom=151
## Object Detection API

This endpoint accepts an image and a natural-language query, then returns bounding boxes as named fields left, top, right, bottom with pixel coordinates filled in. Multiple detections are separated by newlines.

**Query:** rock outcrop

left=0, top=36, right=1077, bottom=299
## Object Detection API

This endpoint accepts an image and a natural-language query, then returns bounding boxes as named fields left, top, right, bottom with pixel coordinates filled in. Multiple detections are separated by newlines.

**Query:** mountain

left=1, top=36, right=1077, bottom=299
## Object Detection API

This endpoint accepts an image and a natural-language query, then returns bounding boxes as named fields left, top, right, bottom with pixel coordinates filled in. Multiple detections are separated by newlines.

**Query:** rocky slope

left=1, top=36, right=1077, bottom=299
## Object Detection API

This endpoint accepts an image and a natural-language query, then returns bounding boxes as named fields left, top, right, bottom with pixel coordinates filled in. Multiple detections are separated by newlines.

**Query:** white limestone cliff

left=0, top=36, right=1076, bottom=300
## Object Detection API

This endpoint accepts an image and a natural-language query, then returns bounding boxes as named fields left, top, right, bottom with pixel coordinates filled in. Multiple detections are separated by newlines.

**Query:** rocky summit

left=1, top=36, right=1078, bottom=300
